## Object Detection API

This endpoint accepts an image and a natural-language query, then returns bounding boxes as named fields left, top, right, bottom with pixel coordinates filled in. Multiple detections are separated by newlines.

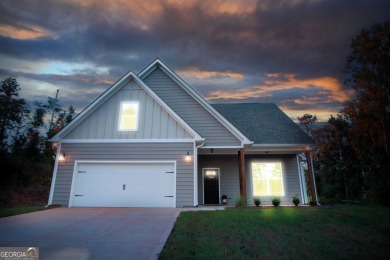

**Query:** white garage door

left=70, top=162, right=175, bottom=208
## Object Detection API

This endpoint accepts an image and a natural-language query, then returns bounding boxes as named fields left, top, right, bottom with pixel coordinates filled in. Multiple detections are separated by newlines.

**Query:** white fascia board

left=58, top=138, right=196, bottom=143
left=131, top=73, right=203, bottom=141
left=138, top=59, right=251, bottom=146
left=50, top=70, right=135, bottom=141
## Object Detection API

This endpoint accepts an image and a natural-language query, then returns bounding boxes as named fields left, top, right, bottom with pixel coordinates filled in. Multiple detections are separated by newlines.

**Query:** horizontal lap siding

left=246, top=154, right=301, bottom=206
left=197, top=154, right=301, bottom=206
left=53, top=143, right=194, bottom=207
left=198, top=155, right=240, bottom=205
left=143, top=68, right=241, bottom=146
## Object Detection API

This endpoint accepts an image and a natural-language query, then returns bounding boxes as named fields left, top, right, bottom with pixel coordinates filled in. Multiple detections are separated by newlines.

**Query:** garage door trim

left=69, top=160, right=177, bottom=208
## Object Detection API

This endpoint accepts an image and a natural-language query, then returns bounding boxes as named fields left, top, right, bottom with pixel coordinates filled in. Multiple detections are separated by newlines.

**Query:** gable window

left=118, top=101, right=139, bottom=131
left=252, top=162, right=284, bottom=196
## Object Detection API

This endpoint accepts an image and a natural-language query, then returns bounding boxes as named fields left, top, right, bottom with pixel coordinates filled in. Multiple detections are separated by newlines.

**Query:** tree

left=343, top=20, right=390, bottom=204
left=0, top=77, right=29, bottom=152
left=297, top=114, right=317, bottom=135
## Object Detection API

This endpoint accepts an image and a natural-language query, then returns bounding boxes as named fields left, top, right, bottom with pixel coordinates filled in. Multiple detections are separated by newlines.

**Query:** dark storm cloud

left=0, top=0, right=389, bottom=120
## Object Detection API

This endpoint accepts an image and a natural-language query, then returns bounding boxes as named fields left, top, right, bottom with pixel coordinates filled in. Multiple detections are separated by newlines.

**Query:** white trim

left=251, top=144, right=314, bottom=147
left=68, top=160, right=177, bottom=208
left=118, top=101, right=139, bottom=131
left=51, top=71, right=203, bottom=142
left=201, top=146, right=243, bottom=149
left=131, top=72, right=203, bottom=141
left=250, top=160, right=285, bottom=197
left=51, top=71, right=135, bottom=141
left=57, top=138, right=197, bottom=144
left=48, top=144, right=61, bottom=205
left=138, top=59, right=251, bottom=146
left=202, top=168, right=221, bottom=205
left=296, top=155, right=307, bottom=204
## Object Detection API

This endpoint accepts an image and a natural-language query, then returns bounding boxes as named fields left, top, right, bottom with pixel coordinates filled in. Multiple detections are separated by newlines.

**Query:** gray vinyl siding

left=198, top=154, right=302, bottom=206
left=245, top=154, right=301, bottom=206
left=53, top=142, right=194, bottom=208
left=143, top=67, right=241, bottom=146
left=198, top=155, right=240, bottom=205
left=64, top=79, right=192, bottom=140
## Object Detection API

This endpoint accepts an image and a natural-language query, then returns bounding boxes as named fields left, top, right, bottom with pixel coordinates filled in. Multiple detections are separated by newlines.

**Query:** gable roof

left=138, top=59, right=252, bottom=146
left=212, top=103, right=315, bottom=146
left=50, top=71, right=203, bottom=142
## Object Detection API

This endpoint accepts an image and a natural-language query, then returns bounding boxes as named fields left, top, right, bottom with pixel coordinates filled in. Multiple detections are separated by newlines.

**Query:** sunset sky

left=1, top=0, right=389, bottom=121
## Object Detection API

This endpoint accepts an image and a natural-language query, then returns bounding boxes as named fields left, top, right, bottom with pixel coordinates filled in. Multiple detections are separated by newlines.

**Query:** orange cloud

left=178, top=67, right=244, bottom=79
left=279, top=105, right=336, bottom=122
left=0, top=23, right=53, bottom=40
left=206, top=73, right=352, bottom=103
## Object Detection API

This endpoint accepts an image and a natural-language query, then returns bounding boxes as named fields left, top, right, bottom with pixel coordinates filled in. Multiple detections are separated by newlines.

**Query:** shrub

left=253, top=197, right=261, bottom=207
left=272, top=197, right=281, bottom=207
left=309, top=199, right=317, bottom=206
left=292, top=194, right=300, bottom=206
left=235, top=196, right=247, bottom=207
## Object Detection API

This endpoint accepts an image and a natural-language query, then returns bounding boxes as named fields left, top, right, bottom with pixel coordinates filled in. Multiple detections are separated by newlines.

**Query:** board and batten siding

left=198, top=154, right=302, bottom=205
left=143, top=67, right=241, bottom=147
left=64, top=79, right=192, bottom=140
left=52, top=142, right=194, bottom=207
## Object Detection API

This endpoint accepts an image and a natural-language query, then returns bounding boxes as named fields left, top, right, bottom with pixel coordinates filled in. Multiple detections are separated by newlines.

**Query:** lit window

left=119, top=101, right=139, bottom=131
left=252, top=162, right=284, bottom=196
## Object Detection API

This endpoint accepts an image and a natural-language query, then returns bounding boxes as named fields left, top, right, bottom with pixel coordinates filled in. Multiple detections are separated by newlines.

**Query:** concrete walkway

left=0, top=207, right=183, bottom=260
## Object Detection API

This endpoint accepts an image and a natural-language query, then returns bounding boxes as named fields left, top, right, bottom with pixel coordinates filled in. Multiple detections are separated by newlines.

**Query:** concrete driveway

left=0, top=207, right=181, bottom=260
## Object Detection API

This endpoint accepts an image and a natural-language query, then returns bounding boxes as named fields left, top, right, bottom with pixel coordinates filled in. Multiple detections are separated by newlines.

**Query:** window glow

left=119, top=102, right=139, bottom=131
left=252, top=162, right=284, bottom=196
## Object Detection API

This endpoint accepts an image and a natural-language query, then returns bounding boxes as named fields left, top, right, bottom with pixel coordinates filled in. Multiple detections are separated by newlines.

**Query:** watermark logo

left=0, top=247, right=39, bottom=260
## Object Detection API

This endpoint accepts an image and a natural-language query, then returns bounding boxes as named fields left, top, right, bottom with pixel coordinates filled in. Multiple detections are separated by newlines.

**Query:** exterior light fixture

left=184, top=151, right=192, bottom=163
left=58, top=151, right=66, bottom=162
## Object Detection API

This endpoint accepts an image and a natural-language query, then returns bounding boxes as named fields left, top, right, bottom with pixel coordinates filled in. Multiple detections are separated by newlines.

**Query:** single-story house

left=48, top=59, right=316, bottom=208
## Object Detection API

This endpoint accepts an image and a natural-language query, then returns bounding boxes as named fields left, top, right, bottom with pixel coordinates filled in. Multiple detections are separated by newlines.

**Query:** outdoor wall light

left=58, top=151, right=66, bottom=162
left=184, top=151, right=192, bottom=163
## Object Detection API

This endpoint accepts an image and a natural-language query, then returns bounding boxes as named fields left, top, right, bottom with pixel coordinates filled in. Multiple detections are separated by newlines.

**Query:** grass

left=0, top=206, right=46, bottom=218
left=159, top=205, right=390, bottom=259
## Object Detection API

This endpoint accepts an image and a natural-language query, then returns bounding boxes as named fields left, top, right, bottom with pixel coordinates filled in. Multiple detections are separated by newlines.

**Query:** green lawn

left=0, top=206, right=46, bottom=218
left=159, top=205, right=390, bottom=259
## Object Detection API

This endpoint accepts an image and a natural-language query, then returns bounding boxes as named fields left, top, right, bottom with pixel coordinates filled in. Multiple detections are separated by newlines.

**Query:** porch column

left=238, top=148, right=246, bottom=197
left=305, top=150, right=317, bottom=202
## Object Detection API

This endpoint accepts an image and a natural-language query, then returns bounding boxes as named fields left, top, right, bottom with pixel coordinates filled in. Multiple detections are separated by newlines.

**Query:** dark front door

left=204, top=169, right=219, bottom=204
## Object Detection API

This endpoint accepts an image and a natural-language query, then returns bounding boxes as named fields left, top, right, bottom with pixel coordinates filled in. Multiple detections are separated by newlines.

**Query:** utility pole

left=49, top=89, right=60, bottom=132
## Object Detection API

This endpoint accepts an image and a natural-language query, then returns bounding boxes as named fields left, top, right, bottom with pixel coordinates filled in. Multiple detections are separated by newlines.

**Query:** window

left=118, top=101, right=139, bottom=131
left=252, top=162, right=284, bottom=196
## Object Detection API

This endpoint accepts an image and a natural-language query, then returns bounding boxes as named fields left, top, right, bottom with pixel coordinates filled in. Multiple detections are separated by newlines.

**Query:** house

left=48, top=59, right=316, bottom=208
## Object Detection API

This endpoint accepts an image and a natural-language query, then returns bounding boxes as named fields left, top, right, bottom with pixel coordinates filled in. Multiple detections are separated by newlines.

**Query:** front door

left=203, top=168, right=220, bottom=204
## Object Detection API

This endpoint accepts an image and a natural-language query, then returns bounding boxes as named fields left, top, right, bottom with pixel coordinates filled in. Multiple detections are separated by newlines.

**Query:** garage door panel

left=71, top=162, right=175, bottom=208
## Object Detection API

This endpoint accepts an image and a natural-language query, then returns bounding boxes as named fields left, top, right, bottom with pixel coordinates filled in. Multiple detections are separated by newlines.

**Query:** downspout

left=193, top=140, right=205, bottom=206
left=46, top=143, right=61, bottom=207
left=309, top=151, right=319, bottom=204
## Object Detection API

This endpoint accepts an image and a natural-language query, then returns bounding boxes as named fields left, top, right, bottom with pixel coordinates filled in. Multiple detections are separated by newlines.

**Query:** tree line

left=299, top=21, right=390, bottom=205
left=0, top=78, right=75, bottom=206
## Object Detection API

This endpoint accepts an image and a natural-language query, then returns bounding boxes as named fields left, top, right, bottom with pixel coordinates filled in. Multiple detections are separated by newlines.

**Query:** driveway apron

left=0, top=207, right=181, bottom=260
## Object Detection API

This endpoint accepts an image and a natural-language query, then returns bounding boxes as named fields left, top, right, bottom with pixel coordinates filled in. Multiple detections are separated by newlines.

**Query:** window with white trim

left=118, top=101, right=139, bottom=131
left=252, top=162, right=284, bottom=196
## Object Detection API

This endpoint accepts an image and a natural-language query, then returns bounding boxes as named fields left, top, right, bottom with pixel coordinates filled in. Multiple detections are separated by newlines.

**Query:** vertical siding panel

left=63, top=78, right=193, bottom=140
left=143, top=95, right=153, bottom=138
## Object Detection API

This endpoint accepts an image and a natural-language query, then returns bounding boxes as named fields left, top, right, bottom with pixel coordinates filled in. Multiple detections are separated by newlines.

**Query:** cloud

left=0, top=23, right=53, bottom=40
left=0, top=0, right=389, bottom=121
left=206, top=73, right=352, bottom=103
left=177, top=67, right=244, bottom=79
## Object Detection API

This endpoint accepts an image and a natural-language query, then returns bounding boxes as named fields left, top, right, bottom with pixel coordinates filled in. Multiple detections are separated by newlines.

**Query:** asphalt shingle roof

left=212, top=103, right=315, bottom=145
